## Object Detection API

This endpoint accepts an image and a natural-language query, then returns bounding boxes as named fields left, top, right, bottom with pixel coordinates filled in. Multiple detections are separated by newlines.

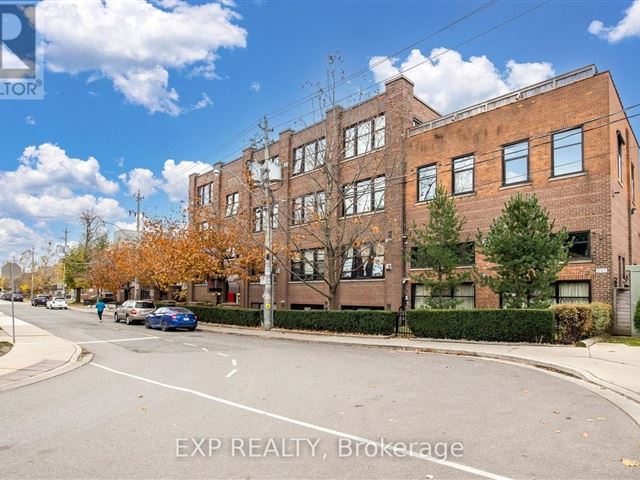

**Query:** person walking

left=96, top=298, right=106, bottom=323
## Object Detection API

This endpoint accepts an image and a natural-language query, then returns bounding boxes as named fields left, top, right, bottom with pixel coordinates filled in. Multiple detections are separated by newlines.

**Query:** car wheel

left=188, top=327, right=196, bottom=332
left=114, top=313, right=119, bottom=323
left=161, top=320, right=169, bottom=332
left=145, top=319, right=151, bottom=329
left=125, top=315, right=132, bottom=325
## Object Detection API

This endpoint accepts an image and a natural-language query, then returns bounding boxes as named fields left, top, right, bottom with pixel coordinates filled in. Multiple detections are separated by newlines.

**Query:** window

left=552, top=127, right=583, bottom=176
left=292, top=138, right=326, bottom=175
left=292, top=192, right=325, bottom=225
left=554, top=281, right=590, bottom=304
left=342, top=243, right=385, bottom=279
left=417, top=164, right=437, bottom=202
left=503, top=141, right=529, bottom=185
left=343, top=176, right=385, bottom=216
left=253, top=207, right=262, bottom=232
left=344, top=114, right=385, bottom=159
left=617, top=131, right=625, bottom=181
left=291, top=248, right=324, bottom=281
left=567, top=231, right=590, bottom=260
left=197, top=183, right=211, bottom=206
left=453, top=155, right=474, bottom=195
left=225, top=192, right=239, bottom=217
left=412, top=118, right=423, bottom=127
left=411, top=242, right=474, bottom=268
left=412, top=283, right=475, bottom=309
left=253, top=203, right=279, bottom=232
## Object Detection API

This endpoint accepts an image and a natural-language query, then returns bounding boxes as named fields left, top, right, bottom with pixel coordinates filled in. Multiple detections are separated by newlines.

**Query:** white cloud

left=37, top=0, right=247, bottom=115
left=0, top=143, right=126, bottom=223
left=589, top=0, right=640, bottom=43
left=161, top=159, right=211, bottom=202
left=250, top=81, right=261, bottom=92
left=369, top=48, right=555, bottom=113
left=0, top=218, right=45, bottom=259
left=119, top=167, right=163, bottom=197
left=190, top=92, right=213, bottom=111
left=25, top=116, right=36, bottom=126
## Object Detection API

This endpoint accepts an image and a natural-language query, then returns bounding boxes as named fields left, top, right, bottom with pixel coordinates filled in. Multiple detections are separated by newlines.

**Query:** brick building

left=188, top=65, right=638, bottom=316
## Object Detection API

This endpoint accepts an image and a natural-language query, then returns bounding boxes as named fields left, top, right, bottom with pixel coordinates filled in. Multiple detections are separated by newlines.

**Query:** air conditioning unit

left=385, top=263, right=392, bottom=271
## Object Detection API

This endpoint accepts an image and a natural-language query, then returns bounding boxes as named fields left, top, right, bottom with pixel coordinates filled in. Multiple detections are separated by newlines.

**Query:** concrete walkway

left=0, top=312, right=84, bottom=390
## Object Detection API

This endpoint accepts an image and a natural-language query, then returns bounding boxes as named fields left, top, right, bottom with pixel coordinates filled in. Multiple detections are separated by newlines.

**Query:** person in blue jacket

left=96, top=298, right=106, bottom=323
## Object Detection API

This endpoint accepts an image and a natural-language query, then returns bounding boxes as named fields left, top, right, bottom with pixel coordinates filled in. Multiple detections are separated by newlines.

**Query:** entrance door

left=614, top=288, right=632, bottom=335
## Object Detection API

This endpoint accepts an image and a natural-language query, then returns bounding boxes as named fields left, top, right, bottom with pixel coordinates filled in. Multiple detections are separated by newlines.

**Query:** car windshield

left=136, top=302, right=155, bottom=308
left=168, top=307, right=192, bottom=314
left=53, top=298, right=64, bottom=301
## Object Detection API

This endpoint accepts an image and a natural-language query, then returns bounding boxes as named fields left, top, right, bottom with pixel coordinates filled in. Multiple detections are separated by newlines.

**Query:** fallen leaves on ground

left=621, top=458, right=640, bottom=467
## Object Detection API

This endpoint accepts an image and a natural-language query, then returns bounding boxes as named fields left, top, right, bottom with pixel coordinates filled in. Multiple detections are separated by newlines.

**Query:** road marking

left=216, top=352, right=228, bottom=357
left=232, top=359, right=238, bottom=366
left=202, top=347, right=209, bottom=352
left=76, top=336, right=159, bottom=345
left=183, top=343, right=198, bottom=348
left=164, top=339, right=175, bottom=343
left=225, top=368, right=238, bottom=378
left=91, top=363, right=511, bottom=480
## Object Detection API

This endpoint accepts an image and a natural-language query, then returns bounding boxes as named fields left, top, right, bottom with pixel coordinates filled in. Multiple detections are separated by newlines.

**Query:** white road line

left=232, top=359, right=238, bottom=366
left=90, top=363, right=511, bottom=480
left=183, top=343, right=198, bottom=348
left=225, top=368, right=238, bottom=378
left=216, top=352, right=228, bottom=357
left=76, top=336, right=159, bottom=345
left=201, top=347, right=209, bottom=352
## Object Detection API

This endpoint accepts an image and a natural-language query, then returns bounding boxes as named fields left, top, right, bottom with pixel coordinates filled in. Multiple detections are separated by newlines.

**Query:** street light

left=212, top=120, right=282, bottom=330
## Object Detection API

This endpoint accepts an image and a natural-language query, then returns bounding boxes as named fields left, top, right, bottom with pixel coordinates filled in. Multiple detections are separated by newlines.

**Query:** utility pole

left=10, top=257, right=15, bottom=343
left=131, top=190, right=144, bottom=300
left=259, top=116, right=274, bottom=331
left=62, top=227, right=68, bottom=299
left=30, top=243, right=35, bottom=297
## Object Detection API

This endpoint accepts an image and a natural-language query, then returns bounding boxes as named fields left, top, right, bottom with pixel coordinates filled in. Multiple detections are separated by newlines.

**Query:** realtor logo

left=0, top=1, right=42, bottom=99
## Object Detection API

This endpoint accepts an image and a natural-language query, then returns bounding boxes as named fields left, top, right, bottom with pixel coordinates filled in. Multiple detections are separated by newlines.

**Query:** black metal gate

left=395, top=310, right=411, bottom=337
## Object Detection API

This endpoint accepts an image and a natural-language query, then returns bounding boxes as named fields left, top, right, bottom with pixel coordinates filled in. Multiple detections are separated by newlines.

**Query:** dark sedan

left=145, top=306, right=198, bottom=332
left=31, top=295, right=48, bottom=306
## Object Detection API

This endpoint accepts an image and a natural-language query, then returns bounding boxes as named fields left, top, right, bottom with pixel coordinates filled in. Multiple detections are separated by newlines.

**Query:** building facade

left=189, top=66, right=639, bottom=313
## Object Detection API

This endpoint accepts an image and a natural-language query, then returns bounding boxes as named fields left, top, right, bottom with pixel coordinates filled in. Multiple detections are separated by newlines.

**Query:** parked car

left=0, top=292, right=9, bottom=300
left=31, top=295, right=48, bottom=307
left=46, top=297, right=68, bottom=309
left=114, top=300, right=156, bottom=325
left=11, top=292, right=23, bottom=302
left=145, top=306, right=198, bottom=332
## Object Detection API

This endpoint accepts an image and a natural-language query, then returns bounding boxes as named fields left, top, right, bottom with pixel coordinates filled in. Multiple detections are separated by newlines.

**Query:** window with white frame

left=552, top=127, right=583, bottom=176
left=293, top=138, right=326, bottom=175
left=292, top=192, right=325, bottom=225
left=342, top=243, right=385, bottom=279
left=255, top=203, right=279, bottom=232
left=343, top=176, right=385, bottom=216
left=417, top=164, right=437, bottom=201
left=197, top=183, right=211, bottom=206
left=412, top=283, right=475, bottom=309
left=344, top=114, right=385, bottom=159
left=225, top=192, right=239, bottom=217
left=291, top=248, right=325, bottom=281
left=453, top=155, right=474, bottom=195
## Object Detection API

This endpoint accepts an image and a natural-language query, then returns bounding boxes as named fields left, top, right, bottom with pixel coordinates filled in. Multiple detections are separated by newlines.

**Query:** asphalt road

left=0, top=301, right=639, bottom=480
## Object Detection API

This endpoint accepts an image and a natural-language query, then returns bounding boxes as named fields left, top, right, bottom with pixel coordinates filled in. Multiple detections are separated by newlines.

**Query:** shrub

left=189, top=306, right=261, bottom=327
left=274, top=310, right=396, bottom=335
left=407, top=309, right=555, bottom=343
left=552, top=304, right=593, bottom=344
left=634, top=300, right=640, bottom=332
left=589, top=303, right=612, bottom=335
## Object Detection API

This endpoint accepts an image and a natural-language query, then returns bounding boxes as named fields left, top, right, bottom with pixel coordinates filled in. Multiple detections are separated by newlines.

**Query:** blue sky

left=1, top=0, right=639, bottom=262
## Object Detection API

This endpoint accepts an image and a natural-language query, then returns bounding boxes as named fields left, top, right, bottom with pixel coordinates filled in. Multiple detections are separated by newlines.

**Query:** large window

left=342, top=243, right=385, bottom=279
left=292, top=192, right=325, bottom=225
left=254, top=203, right=279, bottom=232
left=453, top=155, right=474, bottom=195
left=413, top=283, right=475, bottom=309
left=343, top=176, right=385, bottom=216
left=554, top=281, right=590, bottom=304
left=344, top=115, right=385, bottom=159
left=503, top=141, right=529, bottom=185
left=567, top=231, right=590, bottom=260
left=293, top=138, right=326, bottom=175
left=225, top=192, right=239, bottom=217
left=197, top=183, right=211, bottom=206
left=291, top=248, right=324, bottom=281
left=417, top=164, right=437, bottom=201
left=552, top=127, right=583, bottom=177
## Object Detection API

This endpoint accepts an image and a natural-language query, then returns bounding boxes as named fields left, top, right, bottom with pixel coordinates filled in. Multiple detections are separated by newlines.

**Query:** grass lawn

left=0, top=341, right=12, bottom=357
left=607, top=336, right=640, bottom=347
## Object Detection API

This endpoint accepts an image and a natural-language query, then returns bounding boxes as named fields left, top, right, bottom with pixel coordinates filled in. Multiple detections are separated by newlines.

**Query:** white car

left=46, top=297, right=68, bottom=310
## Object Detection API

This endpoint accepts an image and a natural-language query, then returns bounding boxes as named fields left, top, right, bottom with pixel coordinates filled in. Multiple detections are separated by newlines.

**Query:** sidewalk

left=0, top=312, right=85, bottom=390
left=196, top=323, right=640, bottom=405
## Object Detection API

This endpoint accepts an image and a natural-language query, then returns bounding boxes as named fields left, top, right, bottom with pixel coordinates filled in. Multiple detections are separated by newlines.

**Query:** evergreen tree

left=478, top=193, right=570, bottom=308
left=411, top=185, right=471, bottom=309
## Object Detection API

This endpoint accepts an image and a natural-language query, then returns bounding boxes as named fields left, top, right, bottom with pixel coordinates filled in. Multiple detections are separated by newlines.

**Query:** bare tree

left=80, top=209, right=107, bottom=254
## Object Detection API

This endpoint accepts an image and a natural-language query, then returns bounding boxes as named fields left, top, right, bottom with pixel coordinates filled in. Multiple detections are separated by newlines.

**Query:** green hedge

left=407, top=309, right=555, bottom=343
left=274, top=310, right=396, bottom=335
left=189, top=306, right=261, bottom=327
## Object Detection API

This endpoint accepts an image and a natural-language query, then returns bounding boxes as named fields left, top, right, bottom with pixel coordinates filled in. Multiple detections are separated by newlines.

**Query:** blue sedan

left=145, top=307, right=198, bottom=332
